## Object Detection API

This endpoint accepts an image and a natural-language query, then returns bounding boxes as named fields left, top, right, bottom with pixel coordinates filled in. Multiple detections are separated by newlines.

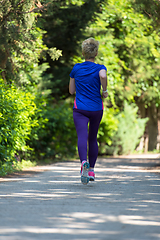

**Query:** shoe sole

left=89, top=176, right=95, bottom=181
left=81, top=162, right=90, bottom=185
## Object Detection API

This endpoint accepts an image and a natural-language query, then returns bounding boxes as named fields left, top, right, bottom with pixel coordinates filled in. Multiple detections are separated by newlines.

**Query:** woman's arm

left=99, top=69, right=108, bottom=98
left=69, top=77, right=76, bottom=95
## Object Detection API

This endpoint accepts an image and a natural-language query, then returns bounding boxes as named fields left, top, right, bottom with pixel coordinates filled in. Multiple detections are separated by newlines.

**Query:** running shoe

left=88, top=170, right=95, bottom=181
left=81, top=161, right=90, bottom=185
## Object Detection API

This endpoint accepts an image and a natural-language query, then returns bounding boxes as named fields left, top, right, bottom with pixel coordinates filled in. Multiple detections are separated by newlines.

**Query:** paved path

left=0, top=155, right=160, bottom=240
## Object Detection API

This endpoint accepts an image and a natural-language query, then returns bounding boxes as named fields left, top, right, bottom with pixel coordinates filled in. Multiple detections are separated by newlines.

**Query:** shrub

left=0, top=78, right=37, bottom=173
left=28, top=98, right=77, bottom=161
left=106, top=102, right=148, bottom=155
left=98, top=107, right=119, bottom=154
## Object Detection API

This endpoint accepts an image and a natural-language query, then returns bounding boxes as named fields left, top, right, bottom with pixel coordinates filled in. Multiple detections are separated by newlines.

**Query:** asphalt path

left=0, top=154, right=160, bottom=240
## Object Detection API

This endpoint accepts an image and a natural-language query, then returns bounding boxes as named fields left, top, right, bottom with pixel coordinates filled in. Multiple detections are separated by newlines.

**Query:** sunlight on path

left=0, top=157, right=160, bottom=240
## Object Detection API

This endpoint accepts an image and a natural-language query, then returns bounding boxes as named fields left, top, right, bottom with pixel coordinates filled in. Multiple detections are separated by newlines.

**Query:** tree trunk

left=0, top=49, right=9, bottom=80
left=147, top=105, right=158, bottom=151
left=137, top=102, right=159, bottom=152
left=157, top=108, right=160, bottom=151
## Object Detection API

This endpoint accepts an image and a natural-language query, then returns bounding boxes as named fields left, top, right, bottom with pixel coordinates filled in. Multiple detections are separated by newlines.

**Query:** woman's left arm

left=69, top=77, right=76, bottom=95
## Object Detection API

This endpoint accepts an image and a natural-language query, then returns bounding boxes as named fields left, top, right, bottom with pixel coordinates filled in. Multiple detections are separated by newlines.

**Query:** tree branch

left=1, top=1, right=50, bottom=22
left=16, top=0, right=25, bottom=7
left=15, top=2, right=51, bottom=14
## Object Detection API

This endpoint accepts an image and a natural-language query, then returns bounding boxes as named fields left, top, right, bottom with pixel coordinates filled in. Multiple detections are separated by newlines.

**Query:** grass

left=0, top=159, right=37, bottom=177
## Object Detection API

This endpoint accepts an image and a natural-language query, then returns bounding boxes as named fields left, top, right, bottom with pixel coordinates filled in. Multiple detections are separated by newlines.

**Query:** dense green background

left=0, top=0, right=160, bottom=175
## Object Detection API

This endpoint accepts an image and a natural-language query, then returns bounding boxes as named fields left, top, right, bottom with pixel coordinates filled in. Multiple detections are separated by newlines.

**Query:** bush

left=98, top=107, right=119, bottom=154
left=28, top=98, right=77, bottom=161
left=0, top=78, right=37, bottom=174
left=0, top=78, right=77, bottom=175
left=106, top=102, right=148, bottom=155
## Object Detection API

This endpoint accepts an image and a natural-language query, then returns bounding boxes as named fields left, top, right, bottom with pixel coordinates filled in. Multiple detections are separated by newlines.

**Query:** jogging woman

left=69, top=38, right=108, bottom=185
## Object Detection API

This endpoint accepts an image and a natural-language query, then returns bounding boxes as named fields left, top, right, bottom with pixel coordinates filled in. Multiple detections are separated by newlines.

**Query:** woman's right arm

left=69, top=77, right=76, bottom=95
left=99, top=69, right=108, bottom=98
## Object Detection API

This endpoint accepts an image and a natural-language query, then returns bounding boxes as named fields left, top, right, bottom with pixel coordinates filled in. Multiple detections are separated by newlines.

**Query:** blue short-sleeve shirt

left=70, top=61, right=107, bottom=111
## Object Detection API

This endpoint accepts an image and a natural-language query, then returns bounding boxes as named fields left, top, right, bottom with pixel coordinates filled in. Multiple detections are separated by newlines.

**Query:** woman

left=69, top=38, right=108, bottom=185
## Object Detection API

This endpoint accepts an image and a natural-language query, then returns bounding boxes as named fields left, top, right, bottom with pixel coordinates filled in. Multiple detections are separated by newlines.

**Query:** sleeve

left=100, top=65, right=107, bottom=71
left=70, top=65, right=76, bottom=78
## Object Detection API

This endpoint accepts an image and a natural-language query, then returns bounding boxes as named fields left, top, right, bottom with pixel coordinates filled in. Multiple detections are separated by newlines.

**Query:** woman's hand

left=102, top=91, right=108, bottom=98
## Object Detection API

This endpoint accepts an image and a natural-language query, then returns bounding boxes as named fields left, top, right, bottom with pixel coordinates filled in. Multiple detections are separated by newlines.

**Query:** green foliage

left=0, top=78, right=37, bottom=165
left=97, top=105, right=119, bottom=154
left=133, top=0, right=160, bottom=29
left=28, top=98, right=77, bottom=160
left=107, top=102, right=148, bottom=155
left=0, top=159, right=15, bottom=176
left=38, top=0, right=103, bottom=99
left=0, top=77, right=77, bottom=175
left=0, top=158, right=36, bottom=176
left=97, top=101, right=148, bottom=156
left=15, top=159, right=36, bottom=170
left=86, top=0, right=160, bottom=109
left=1, top=0, right=159, bottom=168
left=0, top=0, right=62, bottom=85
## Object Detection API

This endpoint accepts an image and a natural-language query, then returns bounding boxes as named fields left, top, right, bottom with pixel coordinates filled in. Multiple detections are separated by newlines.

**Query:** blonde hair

left=82, top=38, right=99, bottom=59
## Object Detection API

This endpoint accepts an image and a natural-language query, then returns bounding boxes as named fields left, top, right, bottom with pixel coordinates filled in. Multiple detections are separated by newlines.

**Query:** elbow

left=69, top=89, right=75, bottom=95
left=101, top=75, right=106, bottom=81
left=99, top=69, right=107, bottom=79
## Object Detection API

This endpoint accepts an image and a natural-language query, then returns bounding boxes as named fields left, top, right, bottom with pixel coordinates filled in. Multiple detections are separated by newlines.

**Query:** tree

left=0, top=0, right=61, bottom=86
left=86, top=0, right=160, bottom=151
left=37, top=0, right=104, bottom=99
left=134, top=0, right=160, bottom=29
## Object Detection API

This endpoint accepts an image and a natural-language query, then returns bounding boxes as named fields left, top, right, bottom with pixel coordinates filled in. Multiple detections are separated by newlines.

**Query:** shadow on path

left=0, top=155, right=160, bottom=240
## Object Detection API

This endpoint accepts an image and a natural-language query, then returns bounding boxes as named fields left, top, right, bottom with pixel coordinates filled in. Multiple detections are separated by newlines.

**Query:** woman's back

left=70, top=61, right=106, bottom=111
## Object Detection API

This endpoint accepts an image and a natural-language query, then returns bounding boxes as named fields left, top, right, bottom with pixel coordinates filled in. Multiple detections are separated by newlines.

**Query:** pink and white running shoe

left=81, top=161, right=90, bottom=185
left=88, top=170, right=95, bottom=181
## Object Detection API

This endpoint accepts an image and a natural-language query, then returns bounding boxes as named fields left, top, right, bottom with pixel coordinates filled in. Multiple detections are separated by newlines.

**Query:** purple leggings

left=73, top=109, right=103, bottom=168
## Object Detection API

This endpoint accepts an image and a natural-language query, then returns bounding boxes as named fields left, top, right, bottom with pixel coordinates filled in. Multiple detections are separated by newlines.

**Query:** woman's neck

left=85, top=58, right=95, bottom=63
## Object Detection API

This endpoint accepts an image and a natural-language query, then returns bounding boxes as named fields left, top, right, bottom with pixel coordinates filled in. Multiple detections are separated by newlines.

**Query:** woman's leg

left=88, top=110, right=103, bottom=168
left=73, top=109, right=89, bottom=162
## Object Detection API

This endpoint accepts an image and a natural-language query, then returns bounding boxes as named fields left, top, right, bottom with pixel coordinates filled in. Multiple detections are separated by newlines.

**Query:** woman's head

left=82, top=38, right=99, bottom=60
